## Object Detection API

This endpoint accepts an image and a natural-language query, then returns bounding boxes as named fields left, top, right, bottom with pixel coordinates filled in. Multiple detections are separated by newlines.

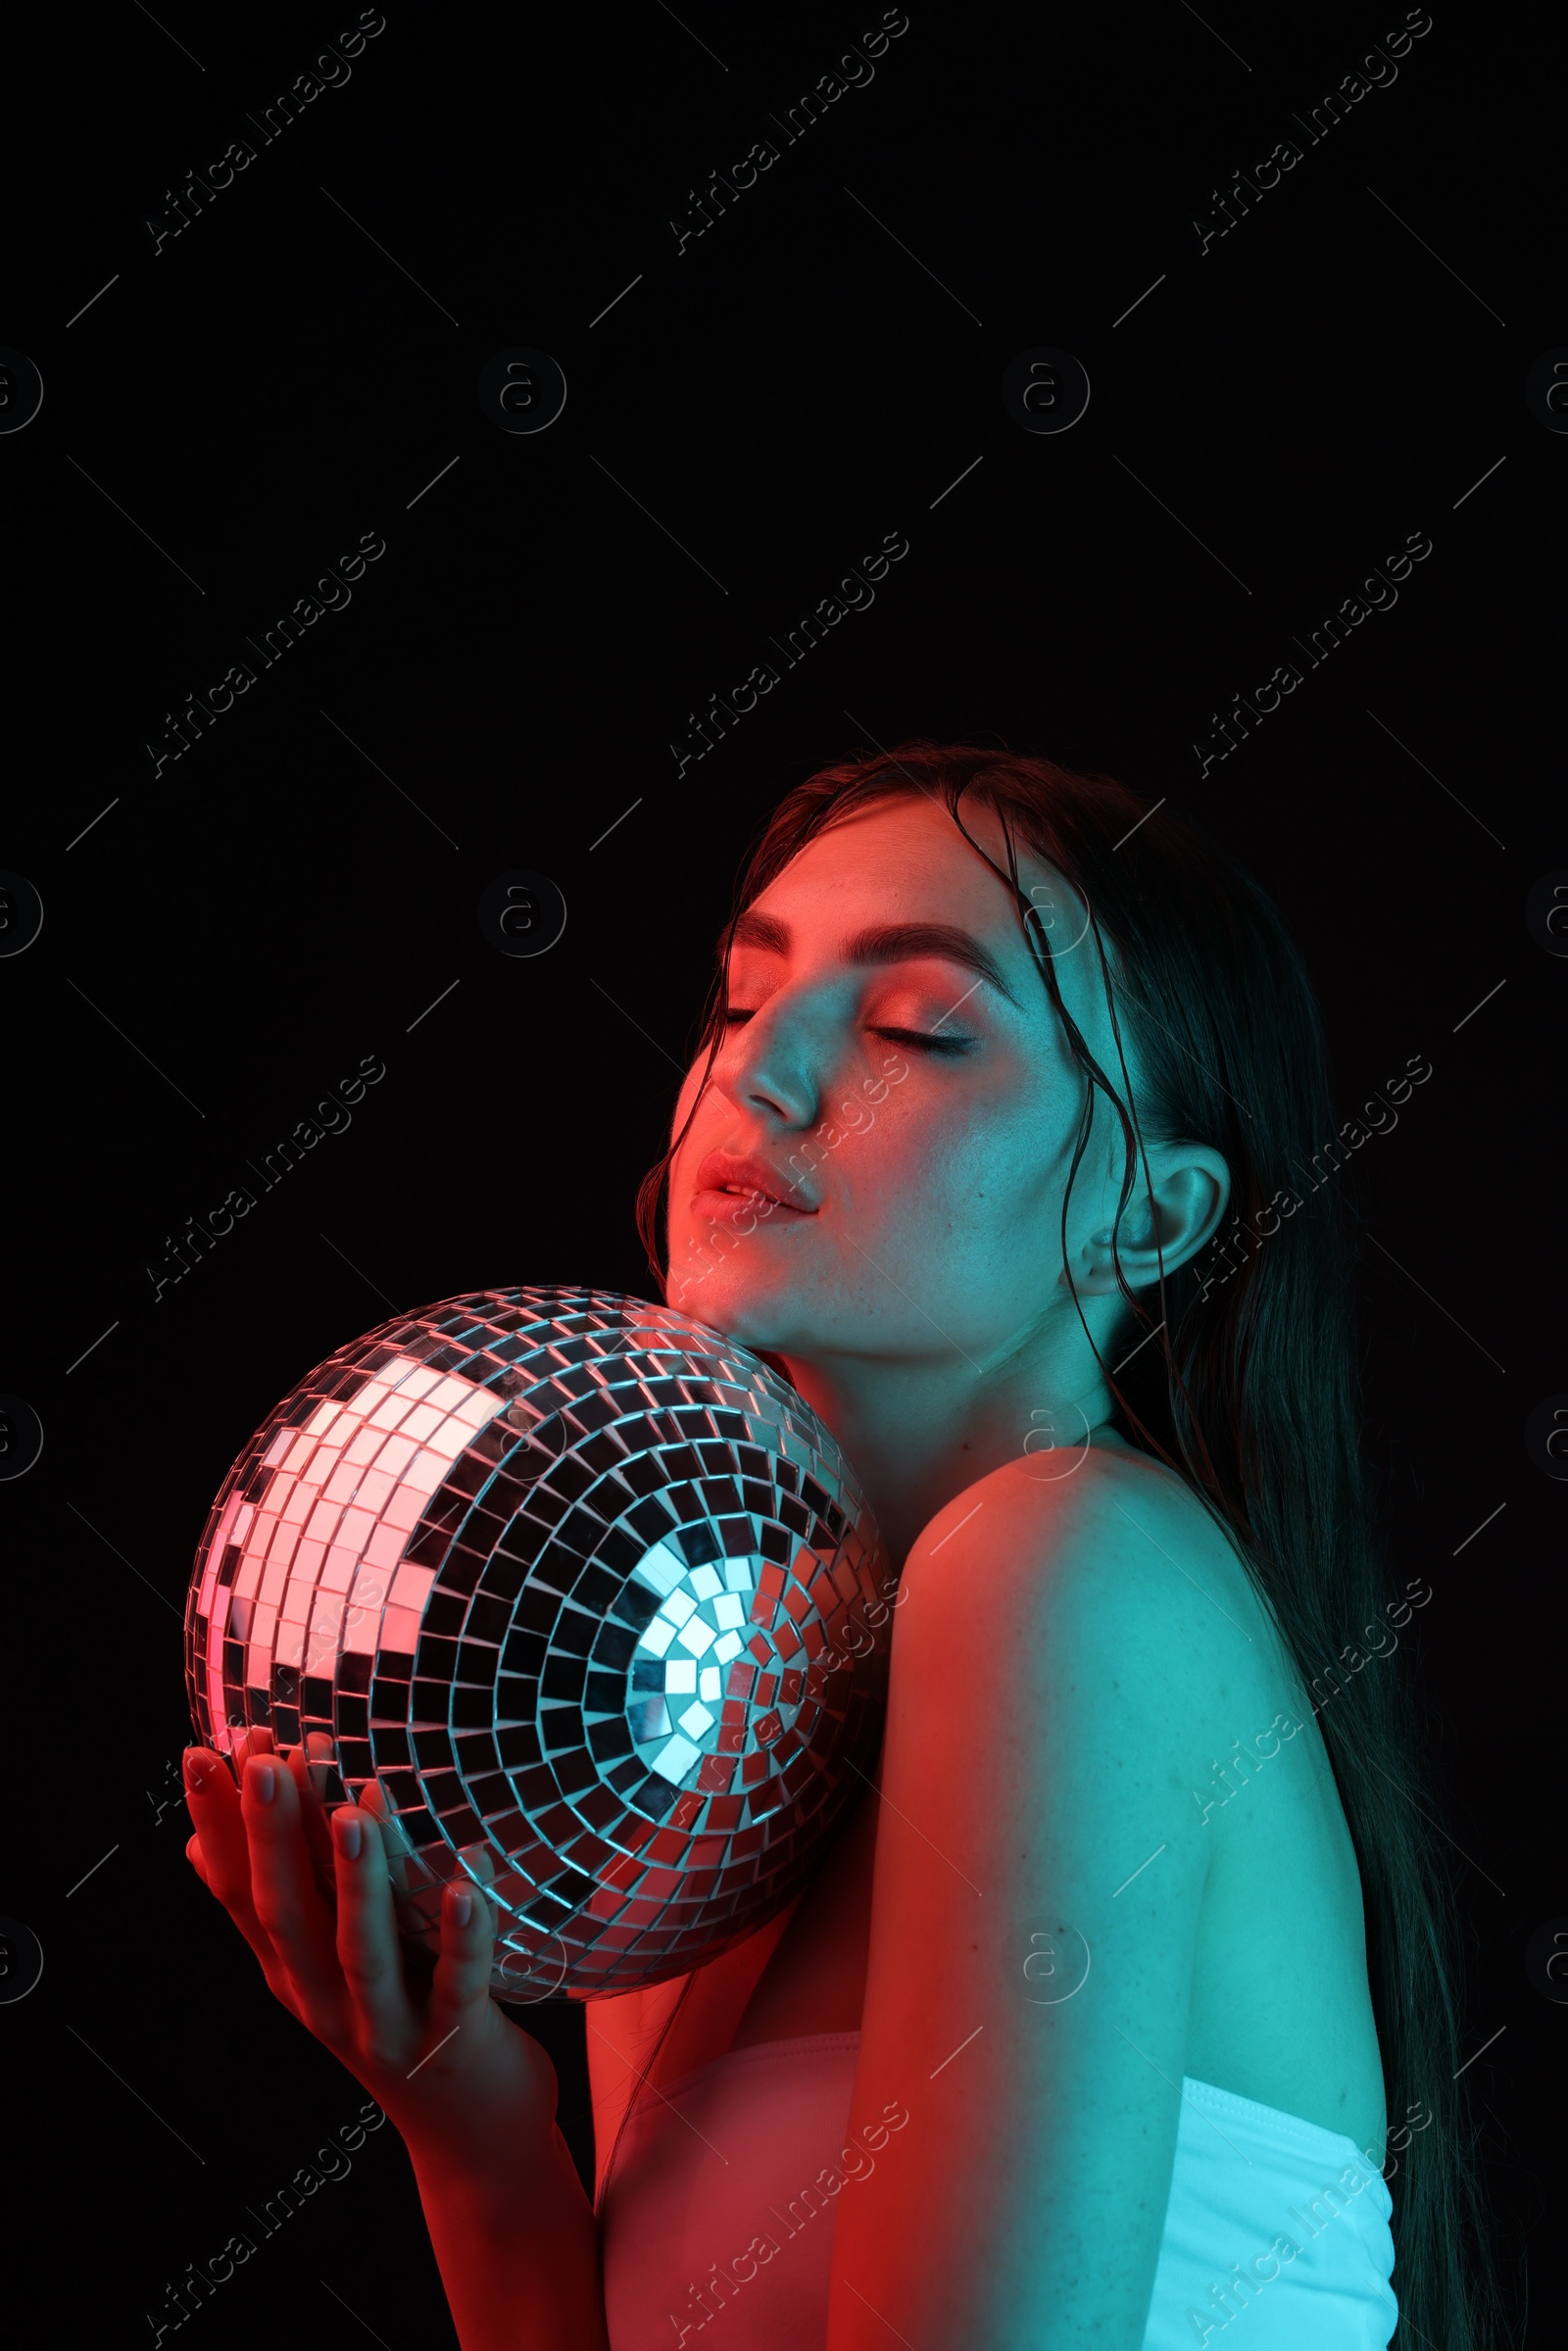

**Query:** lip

left=693, top=1150, right=816, bottom=1216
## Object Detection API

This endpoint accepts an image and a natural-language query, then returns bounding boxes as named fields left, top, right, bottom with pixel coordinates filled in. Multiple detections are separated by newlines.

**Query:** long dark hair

left=624, top=740, right=1500, bottom=2347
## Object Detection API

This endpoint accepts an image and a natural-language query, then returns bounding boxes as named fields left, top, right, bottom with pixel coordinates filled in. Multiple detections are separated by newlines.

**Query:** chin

left=664, top=1263, right=791, bottom=1352
left=667, top=1280, right=767, bottom=1342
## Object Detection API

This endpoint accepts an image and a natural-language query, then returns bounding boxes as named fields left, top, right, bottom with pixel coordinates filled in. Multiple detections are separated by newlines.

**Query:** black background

left=3, top=0, right=1560, bottom=2342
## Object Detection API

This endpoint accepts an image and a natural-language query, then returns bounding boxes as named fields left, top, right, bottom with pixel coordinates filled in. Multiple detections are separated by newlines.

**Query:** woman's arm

left=828, top=1450, right=1251, bottom=2350
left=410, top=2125, right=607, bottom=2351
left=185, top=1739, right=610, bottom=2351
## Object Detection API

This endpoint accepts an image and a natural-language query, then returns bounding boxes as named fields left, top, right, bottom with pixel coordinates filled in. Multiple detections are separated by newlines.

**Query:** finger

left=241, top=1750, right=350, bottom=2029
left=360, top=1779, right=413, bottom=1892
left=182, top=1750, right=301, bottom=2010
left=426, top=1876, right=503, bottom=2039
left=183, top=1739, right=238, bottom=1822
left=287, top=1740, right=339, bottom=1894
left=304, top=1728, right=340, bottom=1800
left=184, top=1749, right=264, bottom=1933
left=231, top=1726, right=274, bottom=1775
left=359, top=1781, right=431, bottom=1944
left=331, top=1808, right=414, bottom=2050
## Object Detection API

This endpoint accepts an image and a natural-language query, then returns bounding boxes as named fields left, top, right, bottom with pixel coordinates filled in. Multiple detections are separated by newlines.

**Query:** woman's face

left=662, top=793, right=1132, bottom=1377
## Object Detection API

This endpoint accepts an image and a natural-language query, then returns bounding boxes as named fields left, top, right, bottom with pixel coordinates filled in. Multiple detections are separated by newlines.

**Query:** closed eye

left=719, top=1010, right=973, bottom=1054
left=873, top=1026, right=973, bottom=1055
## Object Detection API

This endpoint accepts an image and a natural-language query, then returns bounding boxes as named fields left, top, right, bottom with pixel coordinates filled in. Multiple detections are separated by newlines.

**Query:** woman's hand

left=183, top=1735, right=557, bottom=2171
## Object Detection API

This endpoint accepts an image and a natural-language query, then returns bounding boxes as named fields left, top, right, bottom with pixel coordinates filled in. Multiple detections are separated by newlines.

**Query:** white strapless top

left=599, top=2033, right=1397, bottom=2349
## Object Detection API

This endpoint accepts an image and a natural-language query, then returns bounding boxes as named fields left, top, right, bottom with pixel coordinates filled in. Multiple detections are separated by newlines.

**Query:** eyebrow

left=723, top=906, right=1023, bottom=1009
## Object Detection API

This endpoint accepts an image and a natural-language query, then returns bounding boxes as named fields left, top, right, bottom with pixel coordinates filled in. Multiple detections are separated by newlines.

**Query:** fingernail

left=334, top=1811, right=363, bottom=1860
left=182, top=1750, right=208, bottom=1792
left=451, top=1887, right=473, bottom=1928
left=251, top=1760, right=276, bottom=1805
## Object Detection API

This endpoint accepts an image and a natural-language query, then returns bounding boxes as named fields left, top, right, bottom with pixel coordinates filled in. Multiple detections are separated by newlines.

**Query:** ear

left=1070, top=1144, right=1231, bottom=1297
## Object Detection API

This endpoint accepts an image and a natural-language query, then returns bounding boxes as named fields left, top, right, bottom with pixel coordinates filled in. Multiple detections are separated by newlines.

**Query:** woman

left=183, top=742, right=1495, bottom=2349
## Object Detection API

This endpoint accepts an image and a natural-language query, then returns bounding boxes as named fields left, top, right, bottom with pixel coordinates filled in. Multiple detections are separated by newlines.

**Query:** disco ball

left=185, top=1287, right=894, bottom=1999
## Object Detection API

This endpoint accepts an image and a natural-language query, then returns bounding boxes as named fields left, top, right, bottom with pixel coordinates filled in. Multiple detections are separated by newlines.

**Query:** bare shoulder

left=901, top=1441, right=1279, bottom=1703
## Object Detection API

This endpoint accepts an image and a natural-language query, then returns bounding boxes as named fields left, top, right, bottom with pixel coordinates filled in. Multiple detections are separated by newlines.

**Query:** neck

left=776, top=1335, right=1124, bottom=1569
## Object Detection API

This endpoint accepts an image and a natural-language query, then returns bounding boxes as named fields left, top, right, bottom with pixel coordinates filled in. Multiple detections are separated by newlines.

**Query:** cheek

left=861, top=1108, right=938, bottom=1199
left=883, top=1095, right=1058, bottom=1252
left=887, top=1077, right=1001, bottom=1178
left=665, top=1066, right=717, bottom=1186
left=671, top=1059, right=710, bottom=1140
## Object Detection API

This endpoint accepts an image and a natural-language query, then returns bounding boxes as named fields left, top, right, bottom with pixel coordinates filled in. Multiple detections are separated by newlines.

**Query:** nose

left=711, top=990, right=826, bottom=1135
